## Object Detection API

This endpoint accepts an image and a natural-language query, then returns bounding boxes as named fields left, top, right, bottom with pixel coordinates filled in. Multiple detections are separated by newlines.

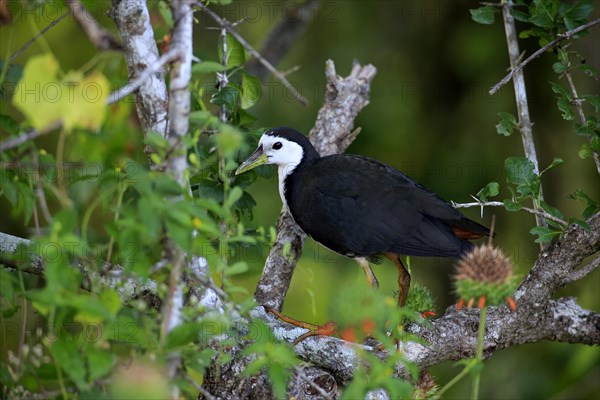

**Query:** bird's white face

left=258, top=134, right=304, bottom=176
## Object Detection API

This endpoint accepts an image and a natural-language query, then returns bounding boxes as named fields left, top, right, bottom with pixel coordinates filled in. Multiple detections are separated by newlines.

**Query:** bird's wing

left=292, top=155, right=484, bottom=258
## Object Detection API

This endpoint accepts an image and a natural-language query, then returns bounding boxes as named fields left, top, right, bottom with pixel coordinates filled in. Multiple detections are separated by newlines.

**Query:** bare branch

left=254, top=60, right=377, bottom=310
left=500, top=0, right=547, bottom=235
left=66, top=0, right=122, bottom=51
left=452, top=201, right=568, bottom=227
left=518, top=211, right=600, bottom=302
left=564, top=255, right=600, bottom=284
left=195, top=1, right=309, bottom=106
left=0, top=121, right=62, bottom=152
left=8, top=12, right=70, bottom=63
left=107, top=49, right=180, bottom=105
left=490, top=16, right=600, bottom=95
left=159, top=1, right=195, bottom=393
left=245, top=0, right=320, bottom=80
left=110, top=0, right=169, bottom=137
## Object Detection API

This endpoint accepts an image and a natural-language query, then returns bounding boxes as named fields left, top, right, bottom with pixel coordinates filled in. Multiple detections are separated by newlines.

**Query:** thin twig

left=564, top=255, right=600, bottom=284
left=184, top=372, right=218, bottom=400
left=66, top=0, right=122, bottom=51
left=195, top=1, right=308, bottom=106
left=8, top=11, right=70, bottom=62
left=563, top=70, right=600, bottom=175
left=0, top=121, right=62, bottom=153
left=294, top=366, right=334, bottom=400
left=452, top=200, right=569, bottom=227
left=245, top=0, right=319, bottom=81
left=107, top=48, right=180, bottom=104
left=490, top=16, right=600, bottom=95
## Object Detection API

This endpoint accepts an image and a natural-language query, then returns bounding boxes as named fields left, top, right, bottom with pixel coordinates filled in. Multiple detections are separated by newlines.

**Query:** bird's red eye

left=273, top=142, right=283, bottom=150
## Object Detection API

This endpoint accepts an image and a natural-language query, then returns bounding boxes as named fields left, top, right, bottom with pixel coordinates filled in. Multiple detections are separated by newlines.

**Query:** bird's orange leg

left=384, top=253, right=411, bottom=307
left=264, top=307, right=337, bottom=345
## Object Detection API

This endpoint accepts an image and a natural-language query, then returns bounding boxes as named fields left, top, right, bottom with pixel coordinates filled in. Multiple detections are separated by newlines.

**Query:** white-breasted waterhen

left=236, top=127, right=491, bottom=339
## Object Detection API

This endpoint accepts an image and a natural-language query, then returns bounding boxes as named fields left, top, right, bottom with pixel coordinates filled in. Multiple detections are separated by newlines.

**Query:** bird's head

left=235, top=127, right=317, bottom=176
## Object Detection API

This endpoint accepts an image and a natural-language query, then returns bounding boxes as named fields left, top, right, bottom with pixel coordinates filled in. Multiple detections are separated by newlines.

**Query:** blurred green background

left=1, top=1, right=598, bottom=398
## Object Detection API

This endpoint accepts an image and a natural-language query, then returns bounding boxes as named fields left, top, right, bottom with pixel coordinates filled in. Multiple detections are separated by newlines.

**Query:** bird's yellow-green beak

left=235, top=145, right=268, bottom=175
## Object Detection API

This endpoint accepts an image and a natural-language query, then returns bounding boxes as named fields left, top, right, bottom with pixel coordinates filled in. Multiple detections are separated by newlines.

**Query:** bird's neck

left=278, top=147, right=319, bottom=211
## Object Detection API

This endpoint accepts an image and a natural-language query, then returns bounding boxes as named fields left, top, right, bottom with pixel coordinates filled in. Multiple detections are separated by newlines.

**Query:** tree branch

left=489, top=16, right=600, bottom=95
left=8, top=11, right=70, bottom=63
left=195, top=1, right=309, bottom=106
left=254, top=60, right=377, bottom=311
left=66, top=0, right=122, bottom=51
left=245, top=0, right=320, bottom=81
left=247, top=212, right=600, bottom=385
left=452, top=200, right=568, bottom=227
left=500, top=0, right=547, bottom=234
left=107, top=48, right=180, bottom=105
left=110, top=0, right=169, bottom=137
left=0, top=121, right=62, bottom=152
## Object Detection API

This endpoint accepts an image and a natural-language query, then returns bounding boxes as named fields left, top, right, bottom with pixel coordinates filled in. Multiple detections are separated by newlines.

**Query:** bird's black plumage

left=269, top=128, right=490, bottom=262
left=236, top=127, right=491, bottom=307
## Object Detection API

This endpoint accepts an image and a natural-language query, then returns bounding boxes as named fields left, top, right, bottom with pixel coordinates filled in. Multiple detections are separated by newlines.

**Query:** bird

left=235, top=127, right=491, bottom=308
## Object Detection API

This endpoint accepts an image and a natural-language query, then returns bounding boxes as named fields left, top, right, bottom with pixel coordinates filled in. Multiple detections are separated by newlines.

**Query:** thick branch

left=501, top=0, right=546, bottom=232
left=110, top=0, right=169, bottom=137
left=249, top=213, right=600, bottom=384
left=254, top=60, right=377, bottom=310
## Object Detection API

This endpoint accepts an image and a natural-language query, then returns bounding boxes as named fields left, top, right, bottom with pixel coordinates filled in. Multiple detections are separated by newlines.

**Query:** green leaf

left=557, top=97, right=574, bottom=120
left=12, top=54, right=109, bottom=132
left=192, top=61, right=226, bottom=75
left=225, top=186, right=243, bottom=208
left=218, top=34, right=245, bottom=69
left=211, top=86, right=240, bottom=112
left=87, top=347, right=114, bottom=382
left=510, top=9, right=530, bottom=22
left=552, top=62, right=568, bottom=74
left=503, top=199, right=522, bottom=212
left=550, top=82, right=570, bottom=97
left=577, top=64, right=597, bottom=78
left=164, top=322, right=202, bottom=350
left=504, top=157, right=536, bottom=186
left=477, top=182, right=499, bottom=202
left=470, top=6, right=496, bottom=24
left=582, top=95, right=600, bottom=112
left=530, top=226, right=561, bottom=243
left=189, top=110, right=218, bottom=127
left=496, top=112, right=518, bottom=136
left=578, top=143, right=592, bottom=159
left=99, top=289, right=122, bottom=317
left=225, top=261, right=248, bottom=276
left=540, top=157, right=563, bottom=175
left=49, top=338, right=87, bottom=389
left=158, top=0, right=173, bottom=28
left=240, top=72, right=262, bottom=109
left=0, top=114, right=19, bottom=135
left=564, top=0, right=594, bottom=21
left=529, top=0, right=556, bottom=29
left=71, top=294, right=115, bottom=323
